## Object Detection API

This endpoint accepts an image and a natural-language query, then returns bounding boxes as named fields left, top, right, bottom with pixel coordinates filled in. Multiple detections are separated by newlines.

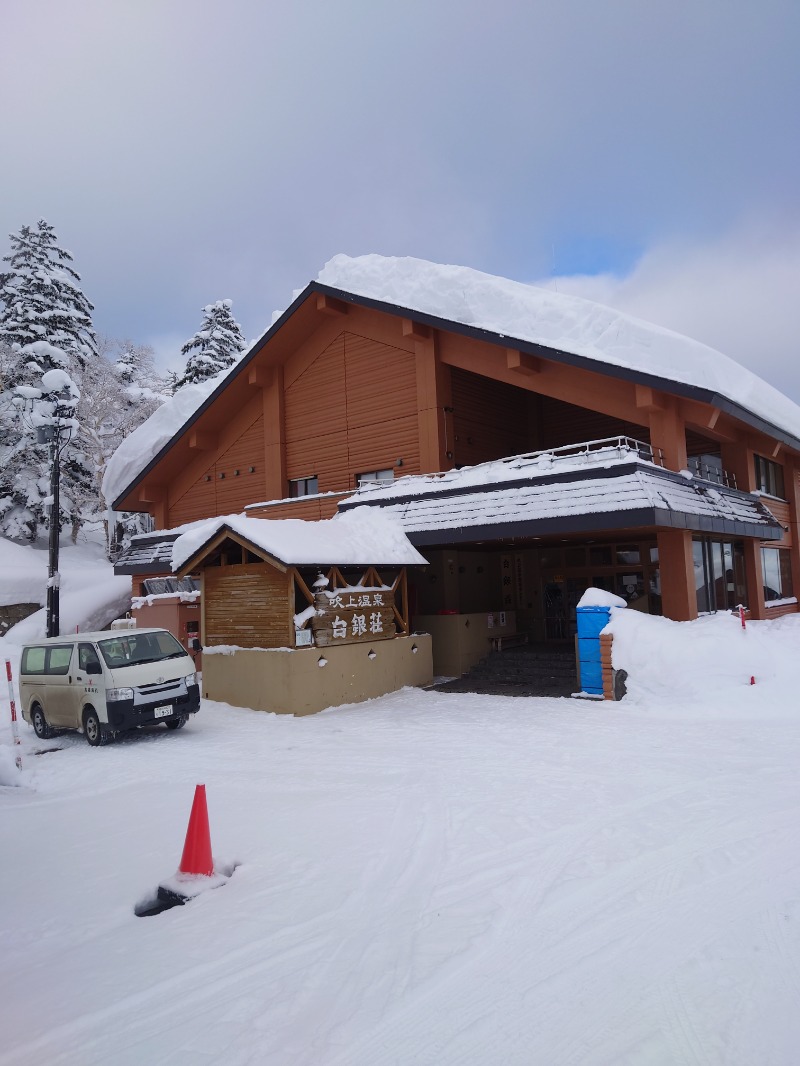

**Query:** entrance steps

left=430, top=642, right=577, bottom=698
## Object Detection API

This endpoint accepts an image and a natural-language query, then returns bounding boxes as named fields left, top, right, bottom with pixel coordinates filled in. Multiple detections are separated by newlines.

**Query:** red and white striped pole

left=739, top=605, right=747, bottom=630
left=5, top=660, right=22, bottom=772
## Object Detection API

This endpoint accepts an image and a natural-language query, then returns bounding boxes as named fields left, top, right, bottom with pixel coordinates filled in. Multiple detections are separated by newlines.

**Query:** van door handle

left=76, top=675, right=83, bottom=681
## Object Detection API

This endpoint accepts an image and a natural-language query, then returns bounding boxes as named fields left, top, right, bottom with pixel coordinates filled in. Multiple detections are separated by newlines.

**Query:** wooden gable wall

left=284, top=330, right=419, bottom=491
left=170, top=409, right=267, bottom=526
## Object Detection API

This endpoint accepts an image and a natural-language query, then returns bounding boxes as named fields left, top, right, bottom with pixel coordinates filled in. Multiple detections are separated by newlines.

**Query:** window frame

left=754, top=454, right=785, bottom=499
left=761, top=546, right=794, bottom=603
left=288, top=475, right=319, bottom=498
left=356, top=468, right=394, bottom=488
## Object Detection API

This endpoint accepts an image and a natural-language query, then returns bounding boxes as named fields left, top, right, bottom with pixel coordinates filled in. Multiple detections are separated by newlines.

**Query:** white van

left=19, top=628, right=200, bottom=746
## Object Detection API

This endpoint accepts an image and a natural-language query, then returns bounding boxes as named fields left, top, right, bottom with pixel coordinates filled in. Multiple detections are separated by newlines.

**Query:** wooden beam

left=188, top=429, right=218, bottom=451
left=316, top=293, right=348, bottom=317
left=247, top=365, right=273, bottom=389
left=771, top=441, right=783, bottom=459
left=635, top=385, right=664, bottom=412
left=706, top=407, right=722, bottom=431
left=138, top=483, right=163, bottom=504
left=293, top=568, right=315, bottom=606
left=506, top=348, right=541, bottom=376
left=402, top=318, right=431, bottom=341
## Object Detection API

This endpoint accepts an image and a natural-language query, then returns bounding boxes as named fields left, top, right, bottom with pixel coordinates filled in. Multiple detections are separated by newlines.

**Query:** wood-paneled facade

left=114, top=283, right=800, bottom=632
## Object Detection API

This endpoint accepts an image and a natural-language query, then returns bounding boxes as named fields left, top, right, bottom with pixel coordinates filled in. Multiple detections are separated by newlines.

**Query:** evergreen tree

left=173, top=299, right=246, bottom=391
left=0, top=221, right=98, bottom=541
left=0, top=219, right=97, bottom=385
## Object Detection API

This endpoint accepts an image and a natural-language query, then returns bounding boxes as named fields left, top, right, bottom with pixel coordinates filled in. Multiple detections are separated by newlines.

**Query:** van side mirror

left=86, top=661, right=102, bottom=675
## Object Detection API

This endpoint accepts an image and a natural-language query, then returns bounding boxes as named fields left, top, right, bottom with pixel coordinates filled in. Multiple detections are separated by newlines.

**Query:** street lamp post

left=45, top=422, right=61, bottom=638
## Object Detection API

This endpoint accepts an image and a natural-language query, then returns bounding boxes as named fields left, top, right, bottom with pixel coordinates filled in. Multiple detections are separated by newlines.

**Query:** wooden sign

left=311, top=587, right=396, bottom=647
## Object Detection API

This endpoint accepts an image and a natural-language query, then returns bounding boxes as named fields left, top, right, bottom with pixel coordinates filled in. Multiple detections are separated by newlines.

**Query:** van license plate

left=154, top=704, right=173, bottom=718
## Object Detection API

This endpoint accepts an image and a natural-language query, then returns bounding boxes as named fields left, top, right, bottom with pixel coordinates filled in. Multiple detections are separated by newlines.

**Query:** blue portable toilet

left=575, top=590, right=626, bottom=696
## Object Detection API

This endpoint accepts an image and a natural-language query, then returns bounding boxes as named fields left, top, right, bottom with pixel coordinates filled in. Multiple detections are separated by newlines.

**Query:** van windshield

left=97, top=631, right=187, bottom=669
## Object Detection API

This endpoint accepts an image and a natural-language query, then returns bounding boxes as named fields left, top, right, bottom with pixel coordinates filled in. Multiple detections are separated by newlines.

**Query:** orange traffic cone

left=178, top=784, right=214, bottom=877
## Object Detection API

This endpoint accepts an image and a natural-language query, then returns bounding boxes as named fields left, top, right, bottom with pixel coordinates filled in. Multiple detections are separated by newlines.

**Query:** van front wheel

left=165, top=714, right=188, bottom=731
left=31, top=704, right=52, bottom=740
left=83, top=708, right=106, bottom=747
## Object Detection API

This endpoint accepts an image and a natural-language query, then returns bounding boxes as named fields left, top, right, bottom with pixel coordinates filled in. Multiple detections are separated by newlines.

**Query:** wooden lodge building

left=109, top=255, right=800, bottom=700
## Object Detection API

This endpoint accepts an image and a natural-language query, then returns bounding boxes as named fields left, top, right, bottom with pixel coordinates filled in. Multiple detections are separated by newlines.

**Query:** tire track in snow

left=321, top=796, right=800, bottom=1066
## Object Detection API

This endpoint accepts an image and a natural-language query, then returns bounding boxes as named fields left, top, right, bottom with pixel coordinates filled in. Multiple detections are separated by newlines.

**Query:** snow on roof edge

left=171, top=509, right=428, bottom=572
left=104, top=254, right=800, bottom=508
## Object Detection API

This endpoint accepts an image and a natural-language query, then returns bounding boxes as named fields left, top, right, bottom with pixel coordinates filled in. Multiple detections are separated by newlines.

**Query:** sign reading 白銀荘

left=311, top=587, right=396, bottom=646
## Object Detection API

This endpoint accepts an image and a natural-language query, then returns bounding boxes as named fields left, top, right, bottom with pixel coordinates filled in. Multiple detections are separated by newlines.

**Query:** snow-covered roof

left=339, top=450, right=782, bottom=545
left=171, top=507, right=428, bottom=572
left=103, top=253, right=800, bottom=510
left=317, top=255, right=800, bottom=443
left=102, top=374, right=222, bottom=508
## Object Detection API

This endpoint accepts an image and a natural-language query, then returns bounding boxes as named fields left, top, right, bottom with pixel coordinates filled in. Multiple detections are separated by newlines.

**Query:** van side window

left=78, top=644, right=101, bottom=671
left=46, top=646, right=74, bottom=675
left=21, top=647, right=46, bottom=673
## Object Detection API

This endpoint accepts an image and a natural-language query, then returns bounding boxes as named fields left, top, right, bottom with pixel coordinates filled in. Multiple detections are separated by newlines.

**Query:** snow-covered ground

left=2, top=595, right=799, bottom=1063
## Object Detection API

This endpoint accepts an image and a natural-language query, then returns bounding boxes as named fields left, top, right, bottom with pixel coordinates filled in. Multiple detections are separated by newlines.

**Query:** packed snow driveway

left=1, top=689, right=799, bottom=1065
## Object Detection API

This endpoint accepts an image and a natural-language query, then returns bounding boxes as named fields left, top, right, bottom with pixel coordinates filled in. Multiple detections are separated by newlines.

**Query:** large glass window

left=693, top=537, right=746, bottom=613
left=761, top=547, right=794, bottom=602
left=754, top=455, right=785, bottom=498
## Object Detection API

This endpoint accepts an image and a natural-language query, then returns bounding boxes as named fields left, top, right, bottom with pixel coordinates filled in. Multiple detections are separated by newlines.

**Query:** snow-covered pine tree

left=173, top=299, right=246, bottom=391
left=0, top=221, right=98, bottom=541
left=0, top=219, right=97, bottom=385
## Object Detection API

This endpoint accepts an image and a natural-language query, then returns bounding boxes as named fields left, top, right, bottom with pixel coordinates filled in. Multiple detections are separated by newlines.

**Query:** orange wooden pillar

left=784, top=461, right=800, bottom=607
left=648, top=399, right=687, bottom=472
left=657, top=529, right=697, bottom=621
left=409, top=323, right=452, bottom=473
left=742, top=541, right=767, bottom=619
left=719, top=439, right=767, bottom=617
left=249, top=365, right=286, bottom=501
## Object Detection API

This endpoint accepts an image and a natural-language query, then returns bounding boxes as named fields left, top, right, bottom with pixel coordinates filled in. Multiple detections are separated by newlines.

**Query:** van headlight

left=107, top=687, right=134, bottom=702
left=185, top=671, right=198, bottom=687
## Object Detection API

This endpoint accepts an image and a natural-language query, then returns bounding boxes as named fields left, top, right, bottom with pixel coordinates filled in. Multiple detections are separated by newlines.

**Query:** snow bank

left=318, top=254, right=800, bottom=441
left=171, top=506, right=428, bottom=570
left=0, top=529, right=131, bottom=642
left=607, top=609, right=800, bottom=715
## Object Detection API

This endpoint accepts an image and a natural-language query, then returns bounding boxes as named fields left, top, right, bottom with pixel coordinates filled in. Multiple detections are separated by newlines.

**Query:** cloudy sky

left=2, top=0, right=799, bottom=397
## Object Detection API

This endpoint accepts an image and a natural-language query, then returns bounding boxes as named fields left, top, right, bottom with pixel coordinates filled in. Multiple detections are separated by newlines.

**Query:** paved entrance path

left=430, top=642, right=577, bottom=698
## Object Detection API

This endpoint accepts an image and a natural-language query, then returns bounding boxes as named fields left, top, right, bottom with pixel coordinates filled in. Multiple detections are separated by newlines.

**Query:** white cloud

left=538, top=219, right=800, bottom=404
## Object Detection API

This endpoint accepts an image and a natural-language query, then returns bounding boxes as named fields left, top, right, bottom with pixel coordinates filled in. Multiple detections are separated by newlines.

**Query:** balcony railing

left=501, top=436, right=664, bottom=470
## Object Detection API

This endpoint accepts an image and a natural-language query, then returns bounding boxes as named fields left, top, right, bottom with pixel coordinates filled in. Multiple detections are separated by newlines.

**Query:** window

left=46, top=645, right=73, bottom=675
left=289, top=476, right=318, bottom=498
left=761, top=547, right=794, bottom=602
left=688, top=454, right=724, bottom=484
left=357, top=469, right=394, bottom=487
left=78, top=643, right=101, bottom=672
left=21, top=646, right=46, bottom=674
left=142, top=577, right=199, bottom=595
left=754, top=455, right=785, bottom=498
left=693, top=537, right=746, bottom=613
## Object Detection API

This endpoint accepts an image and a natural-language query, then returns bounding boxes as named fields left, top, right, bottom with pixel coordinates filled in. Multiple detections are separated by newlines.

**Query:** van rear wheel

left=83, top=708, right=106, bottom=747
left=31, top=704, right=52, bottom=740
